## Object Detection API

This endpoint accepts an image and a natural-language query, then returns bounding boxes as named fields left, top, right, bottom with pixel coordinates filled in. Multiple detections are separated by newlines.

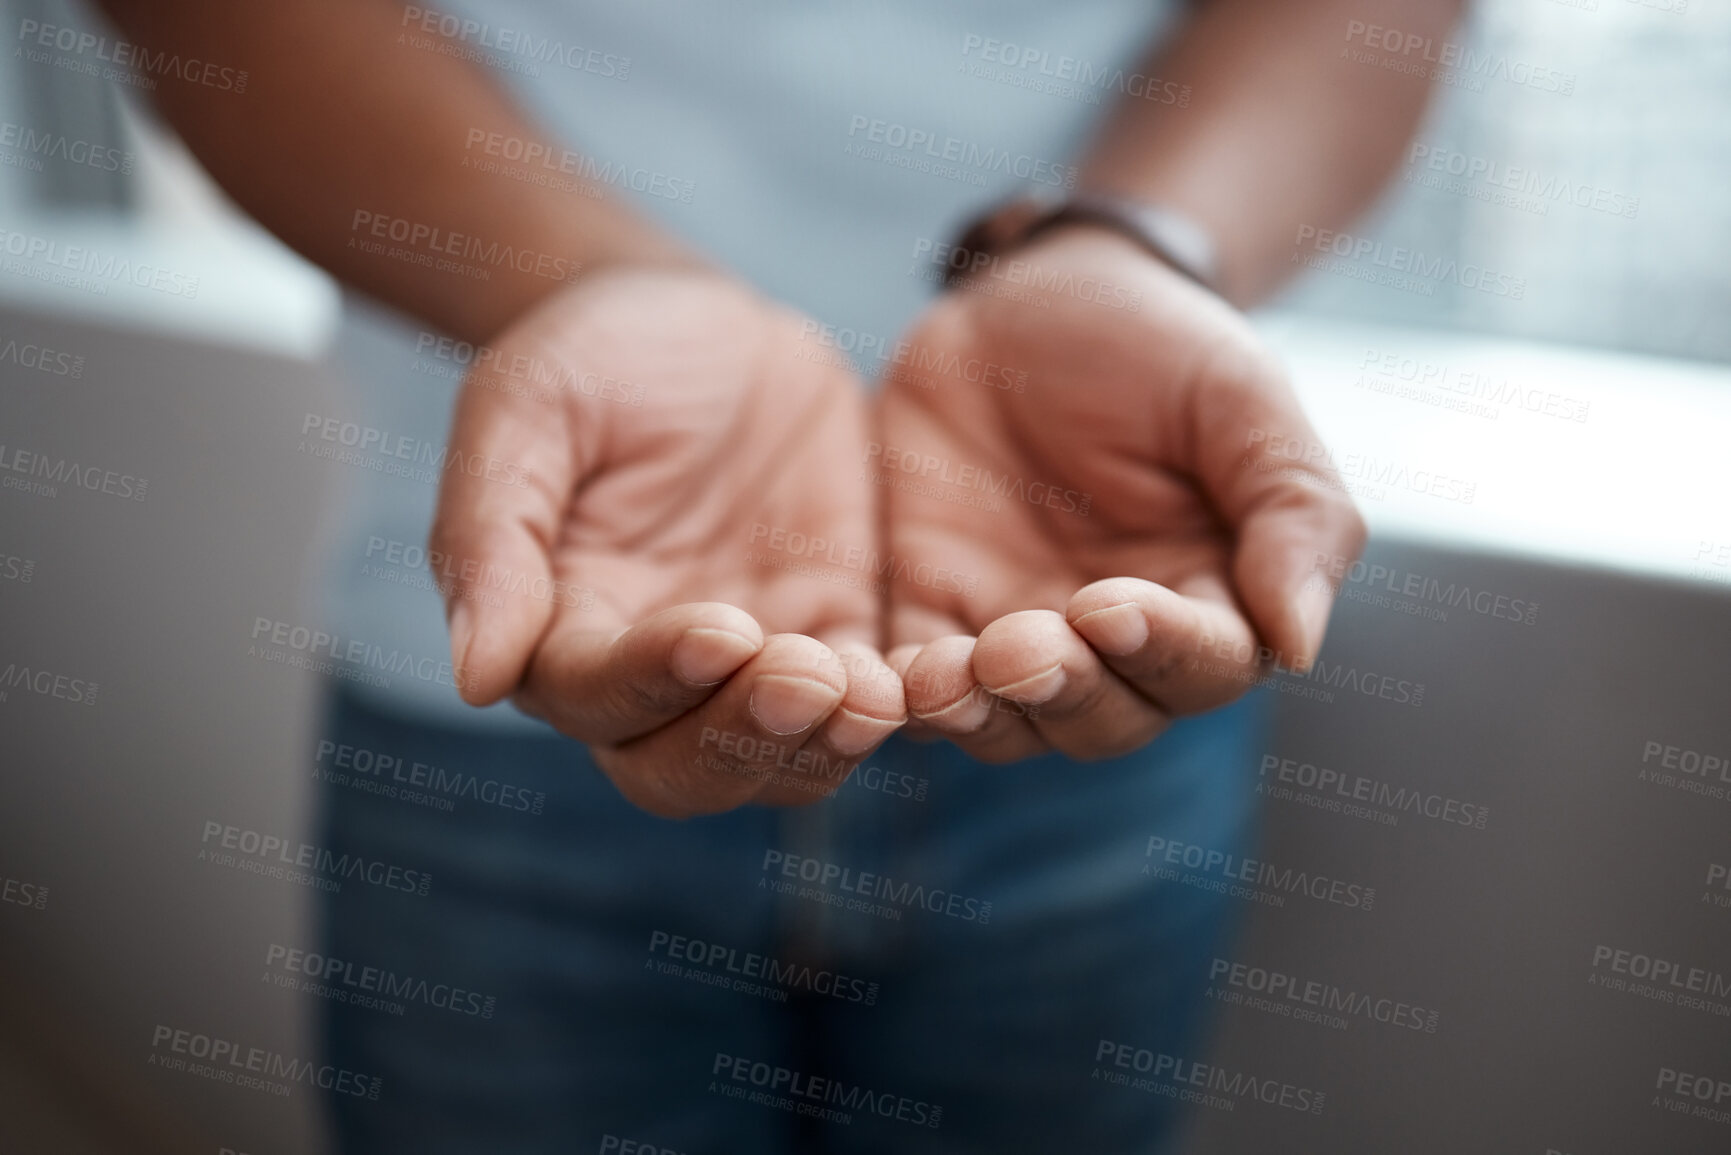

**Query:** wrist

left=1008, top=219, right=1198, bottom=289
left=943, top=190, right=1221, bottom=297
left=467, top=207, right=707, bottom=343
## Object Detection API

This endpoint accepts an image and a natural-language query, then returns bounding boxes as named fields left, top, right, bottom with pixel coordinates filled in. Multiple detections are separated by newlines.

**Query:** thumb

left=1232, top=484, right=1365, bottom=672
left=1191, top=348, right=1367, bottom=671
left=428, top=340, right=579, bottom=705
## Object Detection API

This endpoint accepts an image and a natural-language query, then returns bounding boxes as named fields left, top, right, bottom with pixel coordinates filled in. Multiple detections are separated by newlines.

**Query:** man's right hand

left=430, top=269, right=905, bottom=818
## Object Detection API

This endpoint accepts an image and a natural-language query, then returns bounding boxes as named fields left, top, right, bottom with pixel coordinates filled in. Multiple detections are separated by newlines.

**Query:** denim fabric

left=315, top=686, right=1267, bottom=1154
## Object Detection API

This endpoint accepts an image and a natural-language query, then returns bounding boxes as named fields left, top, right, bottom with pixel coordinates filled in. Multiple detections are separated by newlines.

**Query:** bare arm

left=1080, top=0, right=1468, bottom=305
left=93, top=0, right=691, bottom=341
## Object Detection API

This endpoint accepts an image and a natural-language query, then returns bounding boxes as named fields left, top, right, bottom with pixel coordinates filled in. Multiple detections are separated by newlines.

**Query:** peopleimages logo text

left=1293, top=225, right=1525, bottom=299
left=846, top=115, right=1076, bottom=188
left=760, top=850, right=991, bottom=923
left=265, top=943, right=497, bottom=1018
left=201, top=820, right=432, bottom=897
left=149, top=1025, right=379, bottom=1098
left=17, top=19, right=249, bottom=91
left=0, top=228, right=198, bottom=297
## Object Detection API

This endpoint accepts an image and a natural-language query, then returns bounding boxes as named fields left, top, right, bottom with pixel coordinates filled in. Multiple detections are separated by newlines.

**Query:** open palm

left=433, top=268, right=903, bottom=816
left=880, top=228, right=1365, bottom=762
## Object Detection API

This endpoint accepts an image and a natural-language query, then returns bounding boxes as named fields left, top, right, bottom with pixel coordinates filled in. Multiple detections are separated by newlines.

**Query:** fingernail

left=750, top=675, right=841, bottom=735
left=911, top=687, right=993, bottom=733
left=448, top=602, right=475, bottom=689
left=825, top=708, right=901, bottom=757
left=671, top=628, right=761, bottom=686
left=1072, top=603, right=1148, bottom=656
left=986, top=662, right=1068, bottom=705
left=1293, top=583, right=1336, bottom=671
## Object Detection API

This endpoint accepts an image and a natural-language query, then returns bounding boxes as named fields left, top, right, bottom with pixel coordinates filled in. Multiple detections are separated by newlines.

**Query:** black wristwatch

left=944, top=190, right=1220, bottom=293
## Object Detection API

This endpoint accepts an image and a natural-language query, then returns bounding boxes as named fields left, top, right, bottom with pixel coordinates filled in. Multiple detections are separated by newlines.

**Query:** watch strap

left=944, top=191, right=1219, bottom=293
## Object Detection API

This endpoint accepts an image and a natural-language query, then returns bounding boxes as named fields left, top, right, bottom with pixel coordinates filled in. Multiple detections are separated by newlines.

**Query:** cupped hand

left=430, top=268, right=904, bottom=817
left=878, top=226, right=1366, bottom=763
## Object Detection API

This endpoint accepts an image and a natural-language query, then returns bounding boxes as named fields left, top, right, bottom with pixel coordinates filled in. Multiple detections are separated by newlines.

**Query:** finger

left=595, top=634, right=850, bottom=819
left=886, top=642, right=942, bottom=743
left=517, top=602, right=765, bottom=745
left=970, top=610, right=1166, bottom=761
left=754, top=641, right=905, bottom=807
left=429, top=332, right=581, bottom=705
left=902, top=635, right=1045, bottom=764
left=821, top=641, right=907, bottom=757
left=1066, top=577, right=1263, bottom=715
left=1191, top=347, right=1368, bottom=671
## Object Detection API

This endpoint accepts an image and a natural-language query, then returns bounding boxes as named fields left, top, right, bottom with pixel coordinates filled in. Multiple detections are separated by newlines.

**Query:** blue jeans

left=314, top=686, right=1267, bottom=1154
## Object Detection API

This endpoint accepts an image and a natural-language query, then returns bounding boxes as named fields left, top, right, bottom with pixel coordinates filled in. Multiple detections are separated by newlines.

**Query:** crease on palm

left=549, top=345, right=868, bottom=636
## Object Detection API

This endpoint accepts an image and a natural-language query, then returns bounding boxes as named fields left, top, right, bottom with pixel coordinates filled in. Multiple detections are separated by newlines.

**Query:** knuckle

left=644, top=756, right=759, bottom=818
left=597, top=757, right=695, bottom=821
left=1055, top=675, right=1111, bottom=721
left=425, top=514, right=458, bottom=556
left=610, top=672, right=691, bottom=721
left=1137, top=646, right=1191, bottom=685
left=1063, top=719, right=1165, bottom=762
left=1202, top=329, right=1286, bottom=394
left=1209, top=680, right=1250, bottom=710
left=1341, top=502, right=1371, bottom=551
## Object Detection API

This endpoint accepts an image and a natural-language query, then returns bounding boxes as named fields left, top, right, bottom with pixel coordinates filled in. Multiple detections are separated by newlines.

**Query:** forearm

left=1080, top=0, right=1467, bottom=306
left=95, top=0, right=693, bottom=342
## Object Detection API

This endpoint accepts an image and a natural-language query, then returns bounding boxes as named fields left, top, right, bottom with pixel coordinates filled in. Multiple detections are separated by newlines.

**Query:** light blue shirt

left=322, top=0, right=1184, bottom=728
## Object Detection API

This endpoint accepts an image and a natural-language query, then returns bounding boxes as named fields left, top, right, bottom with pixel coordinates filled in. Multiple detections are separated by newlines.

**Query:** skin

left=430, top=268, right=903, bottom=816
left=94, top=0, right=1463, bottom=813
left=882, top=226, right=1364, bottom=762
left=884, top=0, right=1463, bottom=760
